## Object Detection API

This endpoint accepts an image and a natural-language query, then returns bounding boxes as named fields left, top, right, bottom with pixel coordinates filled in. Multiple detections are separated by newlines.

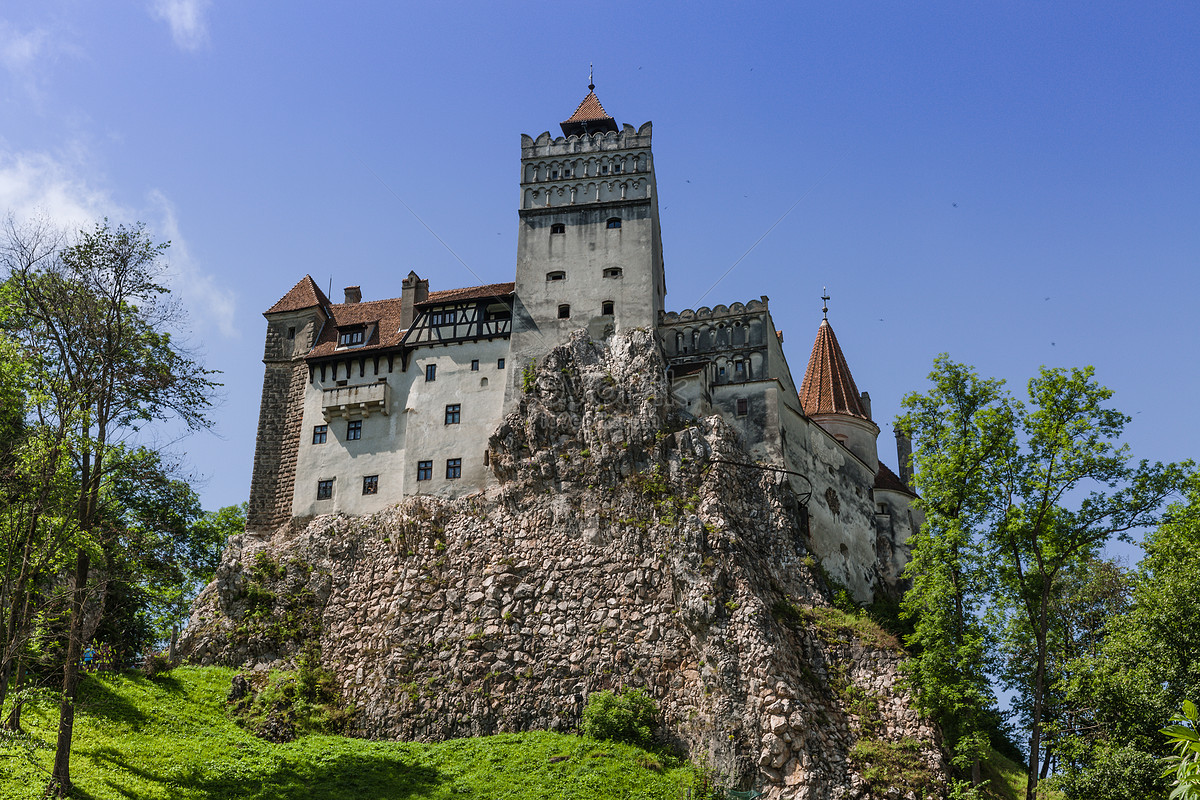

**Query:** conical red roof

left=266, top=275, right=331, bottom=315
left=799, top=319, right=869, bottom=419
left=564, top=90, right=612, bottom=124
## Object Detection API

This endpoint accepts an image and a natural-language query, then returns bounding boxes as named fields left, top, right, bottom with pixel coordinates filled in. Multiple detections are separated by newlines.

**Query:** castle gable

left=266, top=274, right=330, bottom=315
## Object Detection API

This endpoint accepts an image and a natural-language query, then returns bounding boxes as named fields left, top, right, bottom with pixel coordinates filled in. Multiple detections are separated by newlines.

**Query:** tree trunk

left=6, top=658, right=26, bottom=731
left=1026, top=604, right=1050, bottom=800
left=48, top=550, right=90, bottom=797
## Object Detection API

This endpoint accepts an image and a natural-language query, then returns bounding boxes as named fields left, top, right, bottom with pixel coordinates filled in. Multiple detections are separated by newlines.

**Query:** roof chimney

left=894, top=427, right=914, bottom=487
left=344, top=286, right=361, bottom=304
left=400, top=271, right=429, bottom=331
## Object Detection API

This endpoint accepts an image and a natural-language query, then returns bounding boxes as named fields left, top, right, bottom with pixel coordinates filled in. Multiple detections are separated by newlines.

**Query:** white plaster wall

left=291, top=339, right=510, bottom=517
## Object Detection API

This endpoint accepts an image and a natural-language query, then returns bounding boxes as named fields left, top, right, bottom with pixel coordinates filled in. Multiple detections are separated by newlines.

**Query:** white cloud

left=0, top=143, right=238, bottom=338
left=148, top=189, right=238, bottom=338
left=149, top=0, right=212, bottom=52
left=0, top=143, right=124, bottom=230
left=0, top=22, right=49, bottom=72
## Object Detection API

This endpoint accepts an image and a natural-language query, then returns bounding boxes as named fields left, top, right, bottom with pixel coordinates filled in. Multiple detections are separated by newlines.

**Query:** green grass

left=978, top=746, right=1065, bottom=800
left=0, top=667, right=697, bottom=800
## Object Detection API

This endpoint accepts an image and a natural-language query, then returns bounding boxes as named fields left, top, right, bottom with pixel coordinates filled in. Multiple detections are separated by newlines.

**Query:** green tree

left=898, top=357, right=1189, bottom=800
left=2, top=217, right=219, bottom=796
left=897, top=357, right=1016, bottom=785
left=1054, top=473, right=1200, bottom=799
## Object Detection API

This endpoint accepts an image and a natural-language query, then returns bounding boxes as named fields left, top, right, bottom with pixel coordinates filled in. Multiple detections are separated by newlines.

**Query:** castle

left=247, top=86, right=919, bottom=601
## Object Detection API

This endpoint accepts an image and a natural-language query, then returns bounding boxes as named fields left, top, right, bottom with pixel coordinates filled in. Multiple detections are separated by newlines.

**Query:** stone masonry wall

left=186, top=330, right=945, bottom=800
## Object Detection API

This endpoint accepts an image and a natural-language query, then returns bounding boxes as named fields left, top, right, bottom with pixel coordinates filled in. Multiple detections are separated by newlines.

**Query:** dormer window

left=546, top=271, right=566, bottom=282
left=550, top=223, right=565, bottom=234
left=338, top=328, right=365, bottom=346
left=603, top=267, right=622, bottom=279
left=606, top=218, right=621, bottom=229
left=430, top=310, right=456, bottom=326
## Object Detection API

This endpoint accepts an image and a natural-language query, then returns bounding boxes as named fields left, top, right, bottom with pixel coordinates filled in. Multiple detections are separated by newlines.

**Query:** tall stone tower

left=506, top=85, right=666, bottom=402
left=247, top=276, right=330, bottom=531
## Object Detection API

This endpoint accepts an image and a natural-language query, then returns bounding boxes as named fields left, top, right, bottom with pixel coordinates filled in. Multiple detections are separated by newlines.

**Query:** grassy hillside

left=0, top=667, right=698, bottom=800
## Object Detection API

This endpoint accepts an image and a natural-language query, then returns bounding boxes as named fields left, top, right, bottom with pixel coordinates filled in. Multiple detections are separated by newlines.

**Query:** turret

left=247, top=275, right=331, bottom=531
left=798, top=308, right=880, bottom=473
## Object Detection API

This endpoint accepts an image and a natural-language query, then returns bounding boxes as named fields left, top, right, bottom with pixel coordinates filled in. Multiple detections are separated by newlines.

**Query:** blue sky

left=1, top=1, right=1197, bottom=519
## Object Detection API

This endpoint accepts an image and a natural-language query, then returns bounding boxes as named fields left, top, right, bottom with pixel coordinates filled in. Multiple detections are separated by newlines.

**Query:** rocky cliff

left=182, top=330, right=945, bottom=799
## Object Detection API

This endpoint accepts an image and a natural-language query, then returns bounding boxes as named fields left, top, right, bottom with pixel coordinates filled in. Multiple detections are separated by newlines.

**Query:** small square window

left=347, top=420, right=362, bottom=440
left=606, top=218, right=621, bottom=229
left=471, top=359, right=480, bottom=371
left=613, top=163, right=622, bottom=173
left=312, top=425, right=328, bottom=444
left=417, top=461, right=432, bottom=481
left=601, top=301, right=614, bottom=316
left=425, top=364, right=436, bottom=381
left=601, top=165, right=609, bottom=174
left=735, top=361, right=745, bottom=374
left=497, top=358, right=506, bottom=369
left=603, top=267, right=622, bottom=279
left=317, top=479, right=334, bottom=500
left=363, top=475, right=378, bottom=495
left=736, top=398, right=748, bottom=416
left=550, top=223, right=565, bottom=234
left=558, top=304, right=570, bottom=319
left=445, top=404, right=461, bottom=424
left=446, top=458, right=462, bottom=479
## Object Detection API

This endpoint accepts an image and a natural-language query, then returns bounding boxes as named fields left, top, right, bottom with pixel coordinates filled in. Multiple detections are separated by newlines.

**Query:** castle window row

left=315, top=475, right=381, bottom=499
left=545, top=267, right=623, bottom=281
left=415, top=459, right=463, bottom=482
left=526, top=155, right=642, bottom=183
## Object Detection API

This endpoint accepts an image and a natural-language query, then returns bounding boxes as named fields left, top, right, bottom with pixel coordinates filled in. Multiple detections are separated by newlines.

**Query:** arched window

left=546, top=271, right=565, bottom=281
left=558, top=304, right=571, bottom=319
left=675, top=331, right=684, bottom=353
left=603, top=267, right=622, bottom=278
left=601, top=300, right=614, bottom=316
left=550, top=223, right=565, bottom=234
left=606, top=218, right=621, bottom=229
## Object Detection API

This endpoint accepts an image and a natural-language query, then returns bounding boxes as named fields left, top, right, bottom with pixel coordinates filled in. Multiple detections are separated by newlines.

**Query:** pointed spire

left=799, top=313, right=870, bottom=419
left=561, top=73, right=619, bottom=137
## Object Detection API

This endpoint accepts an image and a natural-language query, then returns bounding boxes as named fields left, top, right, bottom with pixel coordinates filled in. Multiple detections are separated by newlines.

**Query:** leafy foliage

left=1161, top=701, right=1200, bottom=800
left=581, top=687, right=658, bottom=748
left=897, top=356, right=1190, bottom=798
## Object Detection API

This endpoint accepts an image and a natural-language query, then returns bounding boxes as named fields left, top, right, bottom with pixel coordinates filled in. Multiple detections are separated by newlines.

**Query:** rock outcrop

left=182, top=330, right=945, bottom=799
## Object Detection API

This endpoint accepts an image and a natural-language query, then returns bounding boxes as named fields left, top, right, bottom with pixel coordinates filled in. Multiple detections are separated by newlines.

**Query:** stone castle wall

left=186, top=330, right=944, bottom=799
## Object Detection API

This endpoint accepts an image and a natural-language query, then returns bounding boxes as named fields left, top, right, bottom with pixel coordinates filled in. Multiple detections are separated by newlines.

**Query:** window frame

left=338, top=328, right=365, bottom=347
left=550, top=222, right=565, bottom=234
left=471, top=359, right=480, bottom=371
left=736, top=398, right=748, bottom=417
left=425, top=364, right=436, bottom=382
left=497, top=358, right=506, bottom=369
left=445, top=404, right=461, bottom=425
left=362, top=475, right=379, bottom=495
left=312, top=425, right=328, bottom=445
left=316, top=479, right=334, bottom=500
left=601, top=300, right=614, bottom=316
left=347, top=419, right=362, bottom=440
left=416, top=461, right=433, bottom=481
left=446, top=458, right=462, bottom=479
left=606, top=217, right=622, bottom=229
left=557, top=304, right=570, bottom=319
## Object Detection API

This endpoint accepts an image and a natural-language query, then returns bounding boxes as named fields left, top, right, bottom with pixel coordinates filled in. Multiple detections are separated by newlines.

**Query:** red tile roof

left=564, top=91, right=613, bottom=124
left=799, top=319, right=869, bottom=419
left=266, top=275, right=331, bottom=315
left=875, top=462, right=917, bottom=497
left=307, top=297, right=407, bottom=359
left=417, top=282, right=515, bottom=307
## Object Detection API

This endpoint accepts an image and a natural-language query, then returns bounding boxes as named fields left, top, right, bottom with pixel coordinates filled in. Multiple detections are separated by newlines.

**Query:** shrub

left=141, top=650, right=175, bottom=677
left=582, top=687, right=658, bottom=748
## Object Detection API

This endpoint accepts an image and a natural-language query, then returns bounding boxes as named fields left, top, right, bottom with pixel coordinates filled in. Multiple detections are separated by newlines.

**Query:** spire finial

left=821, top=287, right=830, bottom=319
left=589, top=63, right=594, bottom=92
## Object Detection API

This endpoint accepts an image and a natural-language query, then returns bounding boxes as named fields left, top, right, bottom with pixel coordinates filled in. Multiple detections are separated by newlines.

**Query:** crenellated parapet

left=519, top=123, right=655, bottom=213
left=660, top=297, right=770, bottom=325
left=520, top=122, right=652, bottom=157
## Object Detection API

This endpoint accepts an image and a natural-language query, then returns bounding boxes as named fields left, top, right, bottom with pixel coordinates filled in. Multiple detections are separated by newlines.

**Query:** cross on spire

left=589, top=63, right=594, bottom=92
left=821, top=287, right=830, bottom=319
